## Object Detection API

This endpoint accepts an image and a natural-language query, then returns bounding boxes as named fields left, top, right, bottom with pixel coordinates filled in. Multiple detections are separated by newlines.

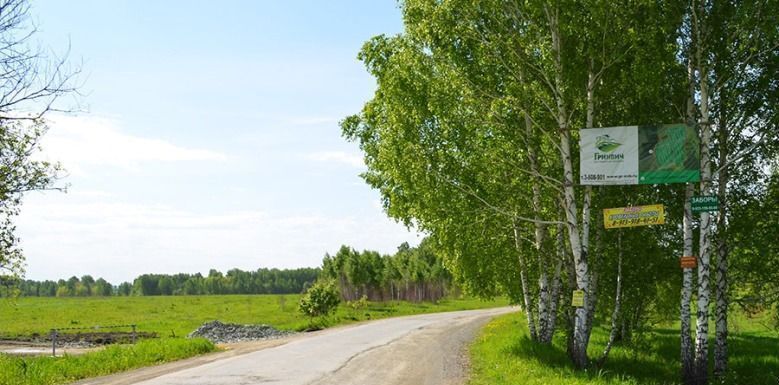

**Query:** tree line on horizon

left=4, top=239, right=455, bottom=300
left=3, top=267, right=320, bottom=297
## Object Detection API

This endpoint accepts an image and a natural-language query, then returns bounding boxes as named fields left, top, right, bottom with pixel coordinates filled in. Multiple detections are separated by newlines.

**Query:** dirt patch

left=1, top=331, right=157, bottom=347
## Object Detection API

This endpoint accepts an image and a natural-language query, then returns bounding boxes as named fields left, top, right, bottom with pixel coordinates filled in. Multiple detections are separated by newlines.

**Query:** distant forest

left=5, top=240, right=455, bottom=300
left=7, top=268, right=320, bottom=297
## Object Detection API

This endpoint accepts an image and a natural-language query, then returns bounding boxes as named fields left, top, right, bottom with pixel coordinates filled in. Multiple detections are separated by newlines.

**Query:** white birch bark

left=514, top=221, right=538, bottom=341
left=714, top=115, right=728, bottom=377
left=547, top=5, right=589, bottom=367
left=681, top=54, right=696, bottom=385
left=582, top=68, right=597, bottom=349
left=681, top=183, right=695, bottom=384
left=545, top=226, right=564, bottom=343
left=597, top=231, right=623, bottom=366
left=694, top=9, right=713, bottom=380
left=560, top=109, right=589, bottom=369
left=525, top=111, right=551, bottom=343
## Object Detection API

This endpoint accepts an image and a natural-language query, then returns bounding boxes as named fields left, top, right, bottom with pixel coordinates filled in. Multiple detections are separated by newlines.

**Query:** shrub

left=298, top=280, right=340, bottom=319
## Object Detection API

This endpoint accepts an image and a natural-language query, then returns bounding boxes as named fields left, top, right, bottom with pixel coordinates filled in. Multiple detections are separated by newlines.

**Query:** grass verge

left=0, top=338, right=215, bottom=385
left=468, top=312, right=778, bottom=385
left=1, top=295, right=507, bottom=385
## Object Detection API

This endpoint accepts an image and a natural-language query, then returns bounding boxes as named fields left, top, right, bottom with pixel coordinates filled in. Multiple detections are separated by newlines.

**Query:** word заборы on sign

left=691, top=195, right=718, bottom=214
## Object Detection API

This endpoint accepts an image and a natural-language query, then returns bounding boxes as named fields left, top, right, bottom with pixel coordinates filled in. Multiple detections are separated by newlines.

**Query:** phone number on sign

left=609, top=217, right=661, bottom=227
left=581, top=174, right=605, bottom=181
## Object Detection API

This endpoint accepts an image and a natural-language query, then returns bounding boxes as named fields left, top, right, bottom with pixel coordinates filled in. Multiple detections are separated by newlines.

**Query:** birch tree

left=683, top=2, right=779, bottom=382
left=0, top=0, right=77, bottom=281
left=706, top=0, right=779, bottom=378
left=345, top=0, right=689, bottom=370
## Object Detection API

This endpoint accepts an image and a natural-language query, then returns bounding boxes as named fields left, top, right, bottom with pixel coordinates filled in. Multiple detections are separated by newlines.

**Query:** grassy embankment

left=469, top=312, right=778, bottom=385
left=0, top=294, right=508, bottom=385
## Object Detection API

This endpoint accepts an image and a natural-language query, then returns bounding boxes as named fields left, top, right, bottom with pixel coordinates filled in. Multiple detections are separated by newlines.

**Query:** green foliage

left=346, top=295, right=369, bottom=320
left=322, top=239, right=453, bottom=302
left=4, top=267, right=320, bottom=297
left=0, top=0, right=77, bottom=286
left=298, top=280, right=341, bottom=319
left=0, top=338, right=215, bottom=385
left=0, top=120, right=63, bottom=283
left=730, top=172, right=779, bottom=313
left=348, top=295, right=369, bottom=312
left=469, top=312, right=779, bottom=385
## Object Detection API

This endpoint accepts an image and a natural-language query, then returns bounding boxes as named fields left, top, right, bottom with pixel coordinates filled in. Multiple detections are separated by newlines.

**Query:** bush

left=298, top=280, right=340, bottom=319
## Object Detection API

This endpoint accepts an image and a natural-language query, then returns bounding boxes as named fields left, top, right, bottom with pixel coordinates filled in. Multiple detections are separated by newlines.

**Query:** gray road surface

left=90, top=307, right=513, bottom=385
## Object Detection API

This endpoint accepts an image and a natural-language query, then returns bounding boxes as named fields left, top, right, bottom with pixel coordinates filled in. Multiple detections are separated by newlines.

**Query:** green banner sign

left=691, top=195, right=718, bottom=213
left=638, top=124, right=701, bottom=184
left=580, top=123, right=701, bottom=185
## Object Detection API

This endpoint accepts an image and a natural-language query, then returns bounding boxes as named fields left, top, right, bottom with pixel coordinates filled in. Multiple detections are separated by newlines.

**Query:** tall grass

left=469, top=312, right=779, bottom=385
left=0, top=338, right=215, bottom=385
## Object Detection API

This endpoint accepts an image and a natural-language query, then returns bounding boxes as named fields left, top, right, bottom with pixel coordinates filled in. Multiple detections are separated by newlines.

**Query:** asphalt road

left=81, top=307, right=513, bottom=385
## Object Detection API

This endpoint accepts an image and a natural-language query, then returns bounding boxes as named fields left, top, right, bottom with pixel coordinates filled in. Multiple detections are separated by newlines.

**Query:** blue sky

left=17, top=1, right=420, bottom=283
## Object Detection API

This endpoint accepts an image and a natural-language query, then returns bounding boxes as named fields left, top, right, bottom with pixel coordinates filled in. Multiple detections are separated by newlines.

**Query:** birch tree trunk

left=681, top=53, right=697, bottom=385
left=514, top=221, right=538, bottom=341
left=597, top=231, right=623, bottom=366
left=547, top=5, right=589, bottom=368
left=713, top=112, right=729, bottom=378
left=559, top=98, right=589, bottom=370
left=694, top=5, right=713, bottom=380
left=582, top=68, right=597, bottom=349
left=546, top=225, right=565, bottom=343
left=681, top=183, right=695, bottom=384
left=525, top=111, right=551, bottom=343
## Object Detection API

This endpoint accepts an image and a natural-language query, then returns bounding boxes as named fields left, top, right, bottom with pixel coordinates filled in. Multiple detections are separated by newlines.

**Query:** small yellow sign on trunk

left=603, top=204, right=665, bottom=229
left=571, top=290, right=585, bottom=307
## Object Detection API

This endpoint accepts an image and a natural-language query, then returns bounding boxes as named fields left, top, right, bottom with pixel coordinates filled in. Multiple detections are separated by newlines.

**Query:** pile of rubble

left=188, top=320, right=293, bottom=344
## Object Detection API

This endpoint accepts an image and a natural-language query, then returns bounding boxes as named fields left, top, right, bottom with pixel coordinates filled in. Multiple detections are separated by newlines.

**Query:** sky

left=16, top=1, right=421, bottom=284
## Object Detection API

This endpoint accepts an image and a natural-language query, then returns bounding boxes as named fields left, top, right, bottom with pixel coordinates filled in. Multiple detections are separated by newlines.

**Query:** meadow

left=468, top=312, right=779, bottom=385
left=0, top=294, right=508, bottom=338
left=0, top=294, right=508, bottom=385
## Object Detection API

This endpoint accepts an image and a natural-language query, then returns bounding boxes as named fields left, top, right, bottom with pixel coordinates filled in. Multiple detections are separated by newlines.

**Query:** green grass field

left=0, top=294, right=508, bottom=385
left=0, top=294, right=508, bottom=338
left=468, top=312, right=779, bottom=385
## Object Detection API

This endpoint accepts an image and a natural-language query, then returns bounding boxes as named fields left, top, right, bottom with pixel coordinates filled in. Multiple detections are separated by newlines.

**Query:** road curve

left=92, top=307, right=514, bottom=385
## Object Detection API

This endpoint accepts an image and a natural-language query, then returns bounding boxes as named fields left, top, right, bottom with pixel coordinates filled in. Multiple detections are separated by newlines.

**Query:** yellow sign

left=603, top=204, right=665, bottom=229
left=571, top=290, right=585, bottom=307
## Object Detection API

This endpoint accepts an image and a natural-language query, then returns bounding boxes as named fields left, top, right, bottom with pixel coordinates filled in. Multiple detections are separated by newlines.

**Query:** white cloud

left=306, top=151, right=364, bottom=168
left=38, top=114, right=227, bottom=174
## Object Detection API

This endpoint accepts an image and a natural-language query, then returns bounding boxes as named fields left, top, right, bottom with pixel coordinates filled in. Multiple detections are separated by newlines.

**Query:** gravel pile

left=188, top=320, right=294, bottom=343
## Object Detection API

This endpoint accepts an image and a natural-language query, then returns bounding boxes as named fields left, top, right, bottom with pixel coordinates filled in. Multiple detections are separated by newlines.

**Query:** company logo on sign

left=596, top=135, right=621, bottom=152
left=594, top=135, right=624, bottom=162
